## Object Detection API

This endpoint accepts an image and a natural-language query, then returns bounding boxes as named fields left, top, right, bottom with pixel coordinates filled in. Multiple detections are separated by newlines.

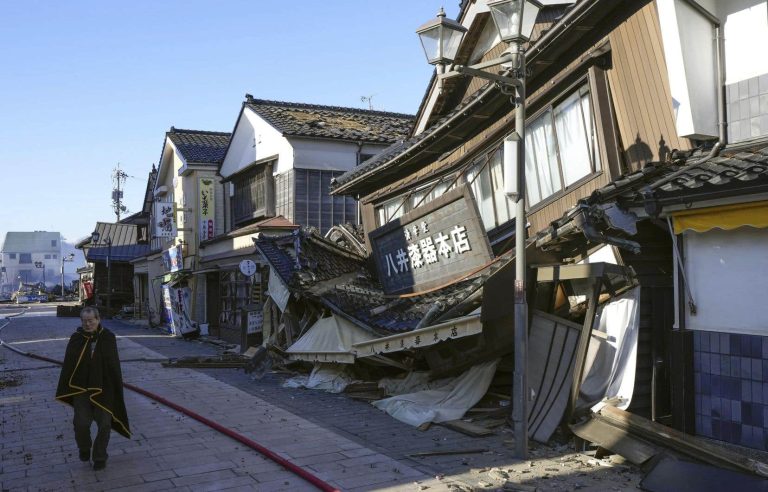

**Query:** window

left=9, top=253, right=16, bottom=260
left=233, top=164, right=271, bottom=225
left=525, top=84, right=601, bottom=207
left=19, top=253, right=32, bottom=264
left=51, top=240, right=57, bottom=247
left=293, top=169, right=358, bottom=234
left=465, top=148, right=513, bottom=230
left=44, top=254, right=51, bottom=259
left=375, top=178, right=456, bottom=226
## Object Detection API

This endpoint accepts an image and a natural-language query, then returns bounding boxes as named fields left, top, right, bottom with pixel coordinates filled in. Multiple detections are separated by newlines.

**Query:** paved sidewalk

left=0, top=313, right=464, bottom=491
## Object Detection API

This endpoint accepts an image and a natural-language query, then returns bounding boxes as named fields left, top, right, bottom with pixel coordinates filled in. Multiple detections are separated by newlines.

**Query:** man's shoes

left=79, top=450, right=90, bottom=462
left=93, top=460, right=106, bottom=471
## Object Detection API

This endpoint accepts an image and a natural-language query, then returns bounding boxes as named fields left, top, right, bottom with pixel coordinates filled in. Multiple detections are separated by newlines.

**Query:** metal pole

left=61, top=259, right=65, bottom=297
left=512, top=44, right=529, bottom=459
left=106, top=240, right=112, bottom=315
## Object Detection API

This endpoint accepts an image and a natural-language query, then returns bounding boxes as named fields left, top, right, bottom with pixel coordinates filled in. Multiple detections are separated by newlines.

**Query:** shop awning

left=286, top=314, right=376, bottom=364
left=153, top=270, right=190, bottom=286
left=353, top=310, right=482, bottom=357
left=672, top=201, right=768, bottom=234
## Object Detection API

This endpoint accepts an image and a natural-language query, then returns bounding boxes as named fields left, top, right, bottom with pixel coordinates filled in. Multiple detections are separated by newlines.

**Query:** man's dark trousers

left=73, top=394, right=111, bottom=462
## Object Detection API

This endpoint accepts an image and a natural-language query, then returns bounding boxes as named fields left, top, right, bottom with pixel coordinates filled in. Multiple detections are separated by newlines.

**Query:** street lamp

left=91, top=231, right=113, bottom=314
left=61, top=253, right=75, bottom=298
left=417, top=0, right=541, bottom=459
left=34, top=261, right=46, bottom=290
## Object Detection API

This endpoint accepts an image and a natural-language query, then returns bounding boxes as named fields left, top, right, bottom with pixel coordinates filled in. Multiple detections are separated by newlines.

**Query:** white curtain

left=525, top=111, right=560, bottom=206
left=555, top=91, right=592, bottom=187
left=467, top=162, right=496, bottom=230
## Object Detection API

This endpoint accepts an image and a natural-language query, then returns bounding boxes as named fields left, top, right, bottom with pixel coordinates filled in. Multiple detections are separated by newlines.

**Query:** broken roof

left=256, top=229, right=509, bottom=336
left=331, top=0, right=651, bottom=197
left=244, top=96, right=414, bottom=144
left=534, top=142, right=768, bottom=256
left=167, top=127, right=231, bottom=164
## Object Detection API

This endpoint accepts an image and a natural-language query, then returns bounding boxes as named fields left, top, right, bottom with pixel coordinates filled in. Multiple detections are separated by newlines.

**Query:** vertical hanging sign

left=199, top=178, right=215, bottom=241
left=154, top=201, right=176, bottom=238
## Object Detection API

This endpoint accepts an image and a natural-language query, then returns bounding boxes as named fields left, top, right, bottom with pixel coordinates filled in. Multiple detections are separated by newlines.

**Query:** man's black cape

left=55, top=325, right=131, bottom=438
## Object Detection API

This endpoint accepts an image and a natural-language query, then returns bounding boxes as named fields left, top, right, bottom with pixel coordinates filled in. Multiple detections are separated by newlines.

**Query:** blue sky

left=0, top=1, right=457, bottom=247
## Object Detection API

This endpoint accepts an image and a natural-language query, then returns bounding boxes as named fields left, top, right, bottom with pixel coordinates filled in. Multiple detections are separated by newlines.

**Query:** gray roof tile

left=168, top=127, right=231, bottom=164
left=244, top=97, right=414, bottom=143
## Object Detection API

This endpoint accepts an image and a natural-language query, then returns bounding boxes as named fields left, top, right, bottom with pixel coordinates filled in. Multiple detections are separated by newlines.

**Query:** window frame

left=374, top=176, right=457, bottom=227
left=232, top=163, right=274, bottom=226
left=523, top=80, right=603, bottom=212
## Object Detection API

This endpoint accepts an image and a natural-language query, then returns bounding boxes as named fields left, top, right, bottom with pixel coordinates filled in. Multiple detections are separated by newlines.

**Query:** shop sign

left=199, top=178, right=215, bottom=241
left=154, top=201, right=176, bottom=238
left=369, top=186, right=493, bottom=295
left=247, top=311, right=263, bottom=334
left=353, top=313, right=482, bottom=356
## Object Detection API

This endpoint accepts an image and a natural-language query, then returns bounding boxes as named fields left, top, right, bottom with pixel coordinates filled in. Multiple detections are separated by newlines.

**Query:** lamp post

left=91, top=231, right=113, bottom=314
left=61, top=253, right=75, bottom=298
left=418, top=0, right=541, bottom=459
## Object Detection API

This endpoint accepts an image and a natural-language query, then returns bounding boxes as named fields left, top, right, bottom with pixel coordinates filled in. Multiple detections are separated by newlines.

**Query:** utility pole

left=112, top=163, right=129, bottom=221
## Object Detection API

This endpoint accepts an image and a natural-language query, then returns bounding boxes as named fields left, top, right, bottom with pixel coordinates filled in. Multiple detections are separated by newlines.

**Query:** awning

left=353, top=310, right=482, bottom=357
left=286, top=315, right=376, bottom=364
left=153, top=270, right=190, bottom=286
left=672, top=201, right=768, bottom=234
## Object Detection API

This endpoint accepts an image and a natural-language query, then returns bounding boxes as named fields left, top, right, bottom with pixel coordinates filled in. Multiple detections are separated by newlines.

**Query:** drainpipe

left=685, top=0, right=727, bottom=164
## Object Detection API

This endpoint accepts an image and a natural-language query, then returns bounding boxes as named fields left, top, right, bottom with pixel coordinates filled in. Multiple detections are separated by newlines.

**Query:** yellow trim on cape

left=672, top=201, right=768, bottom=234
left=55, top=329, right=131, bottom=438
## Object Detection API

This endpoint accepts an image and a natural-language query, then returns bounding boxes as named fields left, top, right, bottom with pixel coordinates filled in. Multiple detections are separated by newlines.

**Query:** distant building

left=0, top=231, right=62, bottom=291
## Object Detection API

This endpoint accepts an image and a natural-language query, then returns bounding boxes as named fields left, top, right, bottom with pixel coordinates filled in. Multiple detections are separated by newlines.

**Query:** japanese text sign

left=369, top=186, right=493, bottom=295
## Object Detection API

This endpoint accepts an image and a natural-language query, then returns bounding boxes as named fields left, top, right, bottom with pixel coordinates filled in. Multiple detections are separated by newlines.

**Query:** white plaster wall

left=219, top=109, right=291, bottom=178
left=657, top=0, right=718, bottom=139
left=684, top=227, right=768, bottom=335
left=290, top=139, right=388, bottom=173
left=717, top=0, right=768, bottom=84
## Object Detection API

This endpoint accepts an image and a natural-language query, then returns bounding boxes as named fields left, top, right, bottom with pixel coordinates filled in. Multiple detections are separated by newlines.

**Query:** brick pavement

left=2, top=307, right=644, bottom=491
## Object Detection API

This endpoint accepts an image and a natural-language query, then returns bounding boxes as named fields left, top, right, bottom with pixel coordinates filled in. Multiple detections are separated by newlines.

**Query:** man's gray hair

left=80, top=306, right=101, bottom=319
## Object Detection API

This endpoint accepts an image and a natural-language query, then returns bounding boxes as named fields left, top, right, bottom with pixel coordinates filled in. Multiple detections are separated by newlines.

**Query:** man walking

left=56, top=306, right=130, bottom=470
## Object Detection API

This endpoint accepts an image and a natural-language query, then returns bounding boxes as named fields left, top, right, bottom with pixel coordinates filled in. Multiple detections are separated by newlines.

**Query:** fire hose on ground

left=0, top=316, right=340, bottom=492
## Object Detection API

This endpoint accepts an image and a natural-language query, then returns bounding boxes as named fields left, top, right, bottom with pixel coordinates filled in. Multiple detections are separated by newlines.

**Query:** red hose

left=14, top=351, right=340, bottom=492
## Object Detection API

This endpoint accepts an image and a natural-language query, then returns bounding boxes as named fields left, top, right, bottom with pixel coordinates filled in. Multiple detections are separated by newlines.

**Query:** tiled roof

left=533, top=142, right=768, bottom=256
left=255, top=230, right=365, bottom=290
left=84, top=222, right=150, bottom=263
left=244, top=97, right=414, bottom=143
left=167, top=127, right=231, bottom=164
left=323, top=276, right=483, bottom=334
left=583, top=144, right=768, bottom=210
left=649, top=145, right=768, bottom=203
left=331, top=83, right=496, bottom=194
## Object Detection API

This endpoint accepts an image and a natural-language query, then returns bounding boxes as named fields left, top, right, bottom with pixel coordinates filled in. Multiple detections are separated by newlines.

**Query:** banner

left=199, top=178, right=215, bottom=241
left=154, top=201, right=176, bottom=238
left=162, top=244, right=184, bottom=273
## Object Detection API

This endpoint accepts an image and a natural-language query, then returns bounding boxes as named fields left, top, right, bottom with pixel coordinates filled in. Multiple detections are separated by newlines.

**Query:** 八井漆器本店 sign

left=369, top=186, right=493, bottom=295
